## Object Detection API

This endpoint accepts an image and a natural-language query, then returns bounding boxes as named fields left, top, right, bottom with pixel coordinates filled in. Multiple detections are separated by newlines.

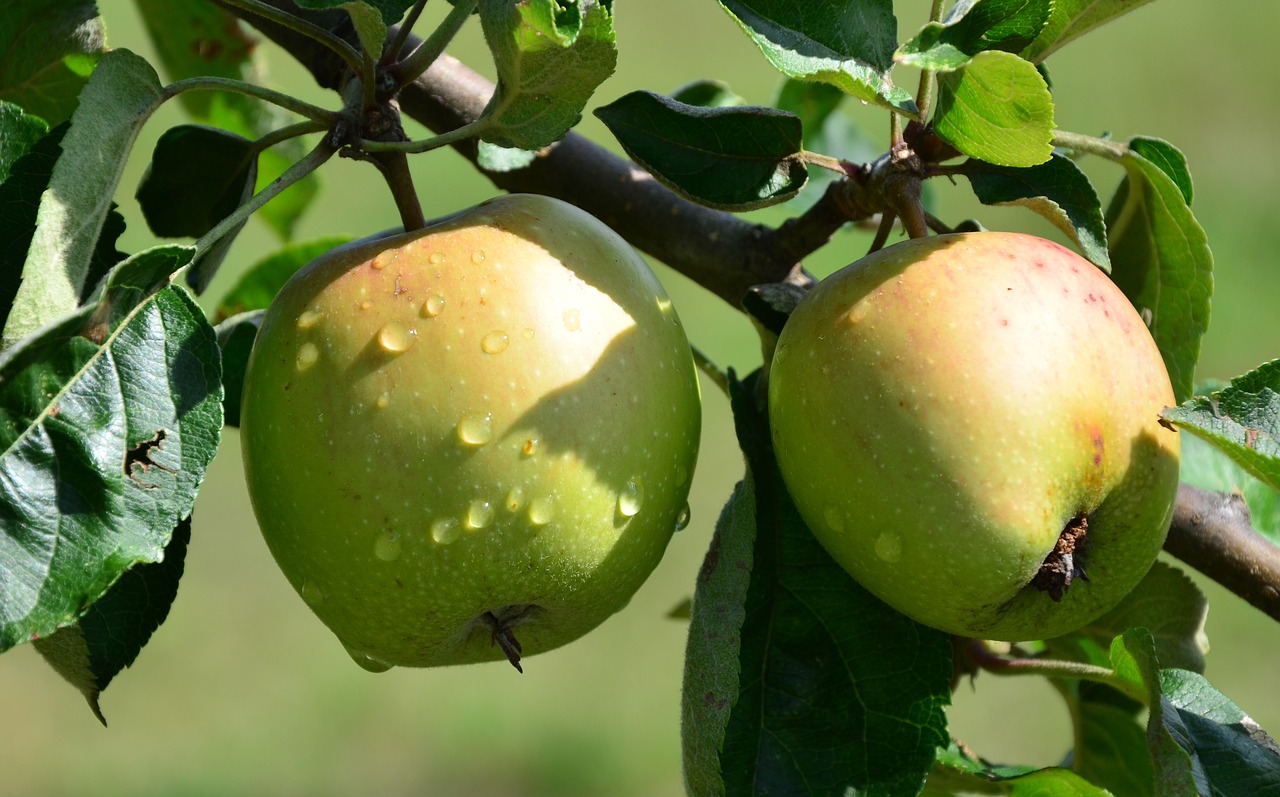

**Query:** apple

left=240, top=194, right=701, bottom=671
left=767, top=232, right=1180, bottom=641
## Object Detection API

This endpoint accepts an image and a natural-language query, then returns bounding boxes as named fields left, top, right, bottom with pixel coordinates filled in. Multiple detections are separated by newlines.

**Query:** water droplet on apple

left=377, top=322, right=416, bottom=353
left=563, top=308, right=581, bottom=332
left=301, top=579, right=325, bottom=606
left=823, top=505, right=845, bottom=533
left=296, top=342, right=320, bottom=372
left=522, top=328, right=535, bottom=340
left=466, top=500, right=494, bottom=530
left=374, top=392, right=391, bottom=409
left=471, top=250, right=486, bottom=264
left=481, top=330, right=510, bottom=354
left=875, top=532, right=902, bottom=562
left=674, top=503, right=691, bottom=531
left=428, top=251, right=445, bottom=265
left=457, top=412, right=494, bottom=446
left=343, top=643, right=392, bottom=672
left=296, top=308, right=324, bottom=331
left=421, top=293, right=446, bottom=318
left=374, top=529, right=402, bottom=561
left=617, top=479, right=644, bottom=517
left=528, top=495, right=555, bottom=526
left=431, top=517, right=461, bottom=544
left=505, top=485, right=526, bottom=511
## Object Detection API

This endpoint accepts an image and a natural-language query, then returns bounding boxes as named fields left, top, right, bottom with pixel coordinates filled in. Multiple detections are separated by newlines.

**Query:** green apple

left=240, top=194, right=701, bottom=671
left=767, top=232, right=1180, bottom=641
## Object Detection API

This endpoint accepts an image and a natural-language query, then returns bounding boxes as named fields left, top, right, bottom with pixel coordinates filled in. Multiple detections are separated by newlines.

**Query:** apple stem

left=961, top=639, right=1147, bottom=704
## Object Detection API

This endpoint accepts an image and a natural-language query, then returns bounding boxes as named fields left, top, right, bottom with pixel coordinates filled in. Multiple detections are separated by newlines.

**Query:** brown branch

left=1166, top=483, right=1280, bottom=622
left=223, top=1, right=1280, bottom=624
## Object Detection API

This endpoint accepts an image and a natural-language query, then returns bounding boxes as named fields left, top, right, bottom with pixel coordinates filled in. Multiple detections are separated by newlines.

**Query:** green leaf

left=773, top=79, right=878, bottom=211
left=1130, top=136, right=1193, bottom=205
left=293, top=0, right=415, bottom=24
left=682, top=370, right=952, bottom=796
left=0, top=102, right=50, bottom=179
left=0, top=278, right=222, bottom=653
left=670, top=79, right=746, bottom=108
left=963, top=153, right=1109, bottom=268
left=934, top=50, right=1054, bottom=168
left=1104, top=142, right=1213, bottom=404
left=896, top=0, right=1053, bottom=72
left=477, top=0, right=617, bottom=150
left=134, top=0, right=318, bottom=240
left=1163, top=360, right=1280, bottom=494
left=1021, top=0, right=1156, bottom=63
left=215, top=237, right=351, bottom=319
left=596, top=91, right=808, bottom=211
left=717, top=0, right=916, bottom=114
left=1158, top=669, right=1280, bottom=795
left=32, top=516, right=190, bottom=725
left=339, top=1, right=389, bottom=59
left=136, top=125, right=258, bottom=238
left=1179, top=431, right=1280, bottom=544
left=1070, top=685, right=1156, bottom=797
left=215, top=312, right=262, bottom=429
left=926, top=744, right=1111, bottom=795
left=2, top=49, right=164, bottom=349
left=0, top=0, right=103, bottom=125
left=476, top=140, right=538, bottom=172
left=1048, top=562, right=1209, bottom=674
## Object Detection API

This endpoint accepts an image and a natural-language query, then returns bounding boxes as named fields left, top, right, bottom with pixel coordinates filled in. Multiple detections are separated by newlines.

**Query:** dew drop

left=528, top=495, right=555, bottom=526
left=466, top=500, right=494, bottom=530
left=505, top=486, right=526, bottom=512
left=617, top=479, right=644, bottom=518
left=377, top=322, right=416, bottom=353
left=562, top=308, right=581, bottom=332
left=296, top=342, right=320, bottom=372
left=374, top=392, right=391, bottom=409
left=522, top=328, right=535, bottom=340
left=343, top=643, right=392, bottom=673
left=431, top=517, right=461, bottom=544
left=296, top=308, right=324, bottom=331
left=421, top=293, right=446, bottom=318
left=481, top=330, right=510, bottom=354
left=457, top=412, right=494, bottom=446
left=301, top=580, right=325, bottom=606
left=674, top=502, right=691, bottom=532
left=359, top=300, right=372, bottom=311
left=374, top=530, right=402, bottom=561
left=823, top=505, right=845, bottom=533
left=471, top=249, right=486, bottom=264
left=875, top=532, right=902, bottom=562
left=428, top=251, right=445, bottom=265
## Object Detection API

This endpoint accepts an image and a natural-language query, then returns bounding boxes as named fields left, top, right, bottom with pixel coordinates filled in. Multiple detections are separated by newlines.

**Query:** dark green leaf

left=478, top=0, right=617, bottom=150
left=215, top=237, right=351, bottom=319
left=934, top=51, right=1054, bottom=167
left=0, top=281, right=222, bottom=653
left=717, top=0, right=915, bottom=114
left=1021, top=0, right=1156, bottom=63
left=774, top=79, right=877, bottom=211
left=682, top=370, right=952, bottom=796
left=1070, top=686, right=1156, bottom=796
left=1163, top=360, right=1280, bottom=494
left=2, top=49, right=164, bottom=348
left=0, top=121, right=65, bottom=333
left=670, top=79, right=746, bottom=108
left=1129, top=137, right=1193, bottom=205
left=963, top=153, right=1109, bottom=267
left=215, top=311, right=262, bottom=429
left=32, top=516, right=191, bottom=725
left=0, top=102, right=50, bottom=179
left=1158, top=669, right=1280, bottom=796
left=293, top=0, right=415, bottom=24
left=337, top=1, right=388, bottom=58
left=896, top=0, right=1053, bottom=71
left=0, top=0, right=103, bottom=125
left=1179, top=431, right=1280, bottom=544
left=774, top=79, right=842, bottom=144
left=1104, top=142, right=1213, bottom=404
left=596, top=91, right=807, bottom=210
left=136, top=125, right=257, bottom=238
left=135, top=0, right=318, bottom=239
left=926, top=744, right=1110, bottom=795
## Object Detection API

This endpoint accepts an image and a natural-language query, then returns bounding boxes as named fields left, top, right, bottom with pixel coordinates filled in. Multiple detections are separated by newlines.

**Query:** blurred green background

left=3, top=1, right=1279, bottom=794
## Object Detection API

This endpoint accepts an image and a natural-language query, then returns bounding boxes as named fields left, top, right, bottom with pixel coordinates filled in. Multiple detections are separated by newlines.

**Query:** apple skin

left=240, top=194, right=701, bottom=670
left=767, top=232, right=1180, bottom=641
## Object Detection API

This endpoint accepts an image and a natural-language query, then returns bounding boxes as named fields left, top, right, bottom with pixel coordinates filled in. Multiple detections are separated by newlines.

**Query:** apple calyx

left=1029, top=516, right=1091, bottom=602
left=479, top=605, right=540, bottom=674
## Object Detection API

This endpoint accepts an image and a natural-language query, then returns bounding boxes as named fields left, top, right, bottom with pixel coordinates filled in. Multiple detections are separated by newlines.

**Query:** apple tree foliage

left=1, top=0, right=1279, bottom=794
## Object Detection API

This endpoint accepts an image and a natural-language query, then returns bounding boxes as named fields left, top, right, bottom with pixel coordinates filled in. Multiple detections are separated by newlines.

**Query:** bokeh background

left=3, top=1, right=1279, bottom=794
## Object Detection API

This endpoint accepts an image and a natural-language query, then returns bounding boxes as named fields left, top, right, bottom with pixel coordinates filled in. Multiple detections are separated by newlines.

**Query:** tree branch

left=223, top=0, right=1280, bottom=624
left=1166, top=484, right=1280, bottom=622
